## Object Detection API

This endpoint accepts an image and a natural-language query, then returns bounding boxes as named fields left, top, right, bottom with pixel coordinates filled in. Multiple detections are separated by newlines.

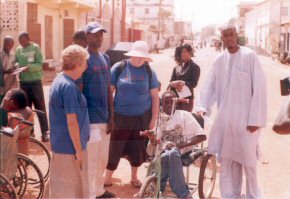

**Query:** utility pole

left=157, top=0, right=162, bottom=52
left=131, top=0, right=135, bottom=42
left=279, top=0, right=283, bottom=56
left=0, top=0, right=3, bottom=47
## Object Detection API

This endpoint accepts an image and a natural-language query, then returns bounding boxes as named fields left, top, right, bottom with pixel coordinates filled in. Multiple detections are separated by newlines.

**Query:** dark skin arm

left=149, top=134, right=207, bottom=150
left=165, top=135, right=206, bottom=150
left=273, top=98, right=290, bottom=135
left=107, top=84, right=114, bottom=134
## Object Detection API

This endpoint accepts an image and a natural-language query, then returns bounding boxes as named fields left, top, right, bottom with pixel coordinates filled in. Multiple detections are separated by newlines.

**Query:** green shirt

left=15, top=43, right=43, bottom=82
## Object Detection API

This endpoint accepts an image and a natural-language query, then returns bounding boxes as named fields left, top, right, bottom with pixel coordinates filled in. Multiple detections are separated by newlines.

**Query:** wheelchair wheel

left=138, top=175, right=158, bottom=198
left=198, top=154, right=216, bottom=199
left=28, top=137, right=51, bottom=182
left=0, top=173, right=17, bottom=199
left=17, top=154, right=45, bottom=199
left=12, top=158, right=28, bottom=198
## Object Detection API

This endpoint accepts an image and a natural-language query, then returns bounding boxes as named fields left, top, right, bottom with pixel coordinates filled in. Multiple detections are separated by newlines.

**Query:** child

left=1, top=88, right=34, bottom=155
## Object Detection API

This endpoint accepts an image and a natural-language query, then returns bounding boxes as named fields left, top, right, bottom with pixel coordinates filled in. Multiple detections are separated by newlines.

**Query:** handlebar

left=173, top=98, right=189, bottom=104
left=33, top=109, right=45, bottom=115
left=10, top=116, right=34, bottom=126
left=140, top=130, right=155, bottom=137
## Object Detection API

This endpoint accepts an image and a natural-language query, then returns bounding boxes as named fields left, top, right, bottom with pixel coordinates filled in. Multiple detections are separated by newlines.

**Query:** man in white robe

left=197, top=25, right=267, bottom=198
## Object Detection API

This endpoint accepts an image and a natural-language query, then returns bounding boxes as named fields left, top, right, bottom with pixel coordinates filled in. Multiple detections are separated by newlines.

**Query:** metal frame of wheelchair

left=138, top=114, right=217, bottom=199
left=0, top=127, right=46, bottom=199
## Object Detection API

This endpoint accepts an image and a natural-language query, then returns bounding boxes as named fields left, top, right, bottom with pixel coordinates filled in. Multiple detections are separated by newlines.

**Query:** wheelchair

left=0, top=173, right=17, bottom=199
left=9, top=112, right=51, bottom=182
left=0, top=125, right=45, bottom=199
left=137, top=99, right=217, bottom=199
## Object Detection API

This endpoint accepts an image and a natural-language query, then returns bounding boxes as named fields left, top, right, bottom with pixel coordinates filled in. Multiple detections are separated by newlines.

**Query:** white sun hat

left=124, top=40, right=153, bottom=62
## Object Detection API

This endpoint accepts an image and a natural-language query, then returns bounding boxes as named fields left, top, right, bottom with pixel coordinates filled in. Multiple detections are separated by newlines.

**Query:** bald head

left=3, top=35, right=14, bottom=53
left=73, top=29, right=87, bottom=48
left=18, top=32, right=30, bottom=48
left=162, top=91, right=176, bottom=115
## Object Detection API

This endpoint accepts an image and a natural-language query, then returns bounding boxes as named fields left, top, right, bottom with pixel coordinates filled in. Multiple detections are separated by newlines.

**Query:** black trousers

left=107, top=110, right=151, bottom=170
left=20, top=80, right=49, bottom=135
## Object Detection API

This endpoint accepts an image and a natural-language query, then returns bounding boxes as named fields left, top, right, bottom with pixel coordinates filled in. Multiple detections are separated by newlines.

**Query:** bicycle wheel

left=138, top=175, right=158, bottom=198
left=198, top=154, right=217, bottom=199
left=28, top=137, right=51, bottom=181
left=0, top=173, right=17, bottom=199
left=17, top=154, right=45, bottom=199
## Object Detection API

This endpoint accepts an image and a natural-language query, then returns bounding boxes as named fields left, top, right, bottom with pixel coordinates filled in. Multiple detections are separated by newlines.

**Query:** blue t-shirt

left=49, top=73, right=90, bottom=154
left=111, top=60, right=159, bottom=116
left=82, top=52, right=110, bottom=124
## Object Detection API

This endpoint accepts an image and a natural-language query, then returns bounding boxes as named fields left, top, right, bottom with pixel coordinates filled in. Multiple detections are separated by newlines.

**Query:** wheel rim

left=17, top=154, right=45, bottom=199
left=202, top=156, right=216, bottom=197
left=14, top=160, right=27, bottom=197
left=0, top=174, right=17, bottom=199
left=28, top=138, right=51, bottom=182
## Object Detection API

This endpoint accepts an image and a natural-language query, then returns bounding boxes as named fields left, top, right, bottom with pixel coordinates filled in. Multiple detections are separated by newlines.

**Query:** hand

left=149, top=119, right=156, bottom=130
left=23, top=66, right=29, bottom=72
left=164, top=141, right=176, bottom=150
left=75, top=151, right=83, bottom=170
left=247, top=126, right=260, bottom=133
left=170, top=81, right=184, bottom=90
left=107, top=116, right=114, bottom=134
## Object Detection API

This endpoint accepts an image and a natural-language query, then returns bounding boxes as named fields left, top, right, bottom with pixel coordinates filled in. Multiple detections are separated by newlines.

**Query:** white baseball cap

left=124, top=40, right=153, bottom=62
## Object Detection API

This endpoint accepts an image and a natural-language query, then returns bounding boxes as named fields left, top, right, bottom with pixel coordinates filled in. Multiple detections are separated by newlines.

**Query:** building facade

left=126, top=0, right=174, bottom=50
left=0, top=0, right=127, bottom=62
left=243, top=0, right=290, bottom=55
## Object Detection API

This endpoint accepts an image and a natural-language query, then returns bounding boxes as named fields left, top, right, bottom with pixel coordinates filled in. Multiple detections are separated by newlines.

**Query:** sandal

left=131, top=180, right=142, bottom=188
left=104, top=183, right=113, bottom=187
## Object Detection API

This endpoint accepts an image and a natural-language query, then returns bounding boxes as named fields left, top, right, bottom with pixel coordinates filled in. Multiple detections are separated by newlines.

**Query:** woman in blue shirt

left=48, top=45, right=90, bottom=198
left=105, top=41, right=159, bottom=188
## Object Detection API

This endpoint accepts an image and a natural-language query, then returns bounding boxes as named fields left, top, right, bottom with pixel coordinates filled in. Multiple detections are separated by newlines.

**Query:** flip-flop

left=131, top=180, right=142, bottom=188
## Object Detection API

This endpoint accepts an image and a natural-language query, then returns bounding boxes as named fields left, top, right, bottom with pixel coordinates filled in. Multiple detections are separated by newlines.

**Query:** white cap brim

left=124, top=50, right=153, bottom=62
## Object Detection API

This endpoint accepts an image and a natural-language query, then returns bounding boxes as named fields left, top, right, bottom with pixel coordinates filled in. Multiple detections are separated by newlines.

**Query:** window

left=145, top=8, right=150, bottom=14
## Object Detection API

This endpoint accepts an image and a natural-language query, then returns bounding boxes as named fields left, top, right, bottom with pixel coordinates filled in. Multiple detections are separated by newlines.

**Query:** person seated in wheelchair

left=1, top=88, right=34, bottom=155
left=147, top=91, right=206, bottom=199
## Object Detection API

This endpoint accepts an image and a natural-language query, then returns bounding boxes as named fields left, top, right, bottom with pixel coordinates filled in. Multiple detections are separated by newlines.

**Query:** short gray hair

left=61, top=45, right=89, bottom=71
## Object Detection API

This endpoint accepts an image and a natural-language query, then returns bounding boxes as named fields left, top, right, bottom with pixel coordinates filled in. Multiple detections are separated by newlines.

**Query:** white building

left=244, top=0, right=290, bottom=54
left=126, top=0, right=174, bottom=50
left=0, top=0, right=126, bottom=62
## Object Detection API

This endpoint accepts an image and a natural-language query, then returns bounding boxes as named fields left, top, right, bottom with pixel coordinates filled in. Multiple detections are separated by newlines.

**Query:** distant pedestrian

left=15, top=32, right=49, bottom=142
left=105, top=40, right=159, bottom=189
left=73, top=29, right=87, bottom=48
left=48, top=45, right=90, bottom=198
left=170, top=44, right=200, bottom=112
left=0, top=36, right=17, bottom=103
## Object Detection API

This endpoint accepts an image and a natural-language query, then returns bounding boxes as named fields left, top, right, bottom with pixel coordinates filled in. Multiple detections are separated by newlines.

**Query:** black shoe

left=96, top=191, right=115, bottom=198
left=41, top=133, right=50, bottom=142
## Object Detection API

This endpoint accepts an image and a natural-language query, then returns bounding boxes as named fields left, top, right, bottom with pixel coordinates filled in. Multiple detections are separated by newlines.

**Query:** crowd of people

left=1, top=20, right=290, bottom=199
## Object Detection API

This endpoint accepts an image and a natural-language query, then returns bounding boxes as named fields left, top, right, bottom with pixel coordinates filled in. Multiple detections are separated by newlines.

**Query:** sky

left=174, top=0, right=264, bottom=31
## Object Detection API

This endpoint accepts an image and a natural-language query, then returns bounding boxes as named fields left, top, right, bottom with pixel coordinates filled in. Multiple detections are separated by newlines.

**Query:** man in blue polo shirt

left=83, top=22, right=115, bottom=198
